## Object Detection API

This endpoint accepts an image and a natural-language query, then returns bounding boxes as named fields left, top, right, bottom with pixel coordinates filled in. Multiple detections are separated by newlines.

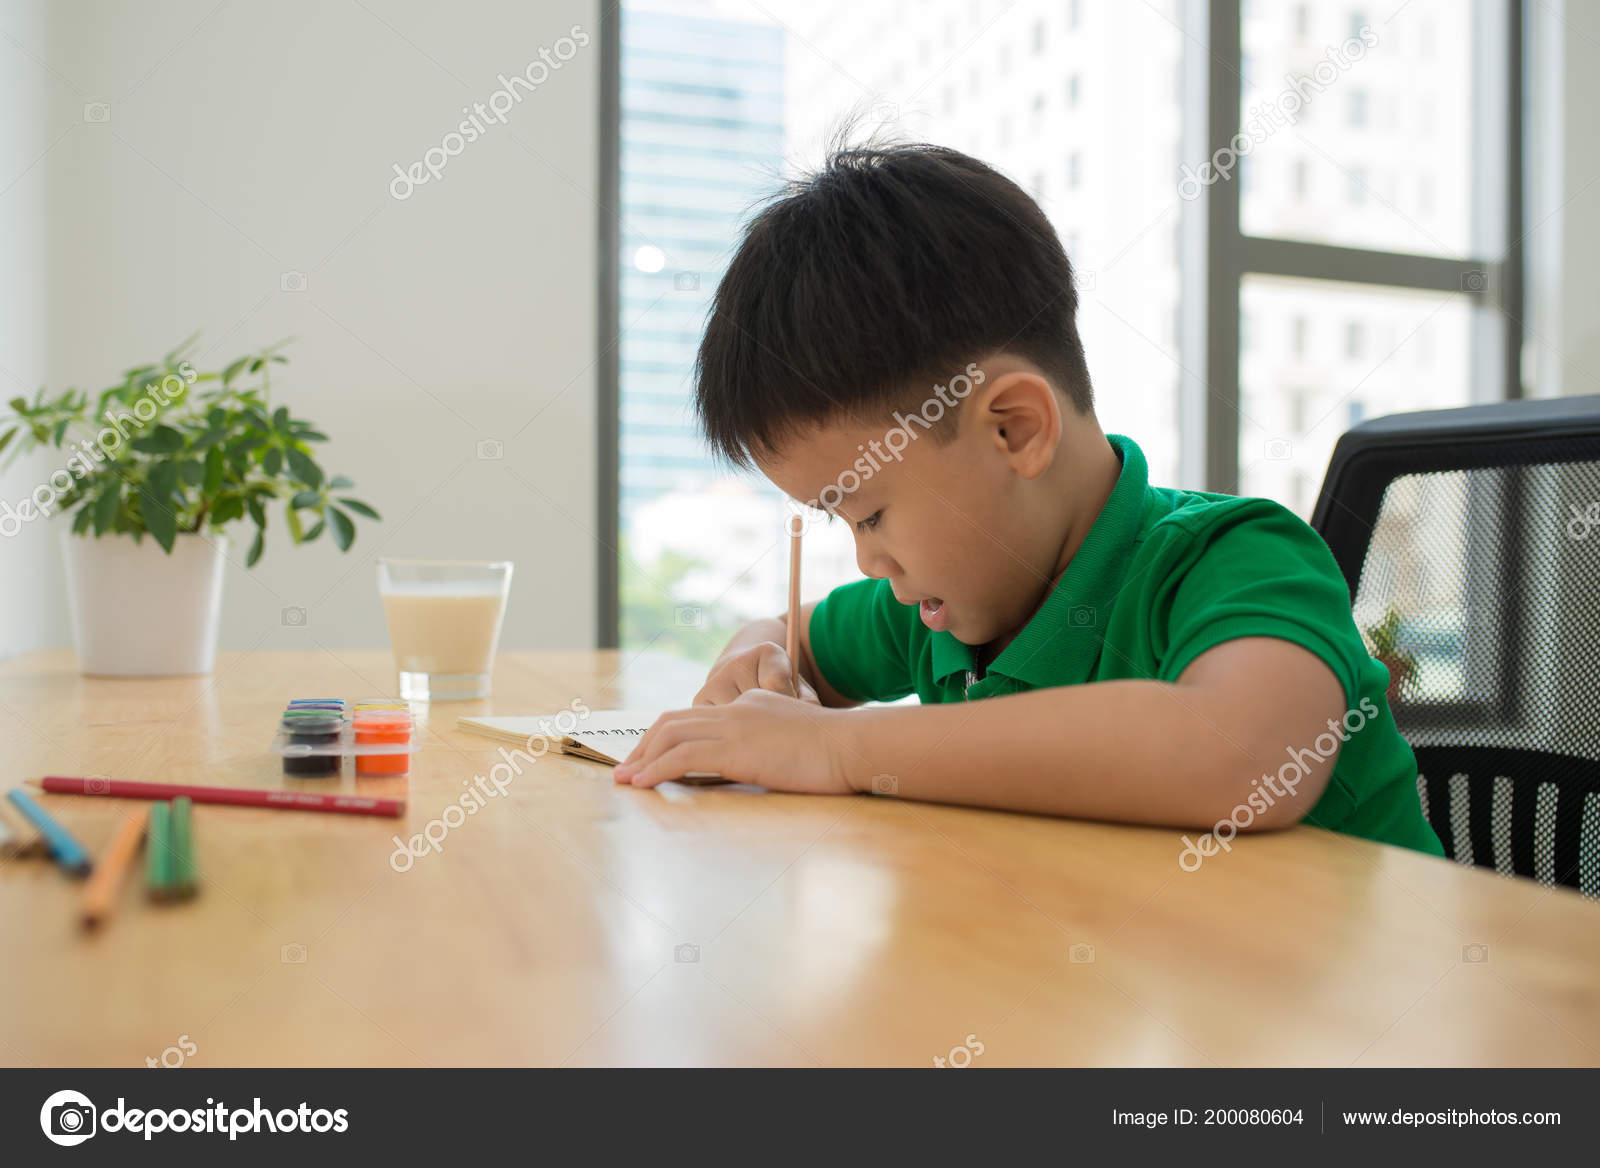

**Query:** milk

left=380, top=583, right=508, bottom=675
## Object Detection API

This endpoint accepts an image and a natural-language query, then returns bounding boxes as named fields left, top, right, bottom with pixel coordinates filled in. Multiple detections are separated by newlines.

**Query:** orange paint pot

left=353, top=711, right=413, bottom=776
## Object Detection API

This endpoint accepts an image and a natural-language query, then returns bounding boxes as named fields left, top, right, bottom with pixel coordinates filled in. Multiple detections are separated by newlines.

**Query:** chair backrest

left=1310, top=395, right=1600, bottom=897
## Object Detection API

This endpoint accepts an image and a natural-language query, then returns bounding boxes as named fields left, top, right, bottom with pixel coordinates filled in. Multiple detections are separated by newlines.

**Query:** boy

left=614, top=143, right=1442, bottom=857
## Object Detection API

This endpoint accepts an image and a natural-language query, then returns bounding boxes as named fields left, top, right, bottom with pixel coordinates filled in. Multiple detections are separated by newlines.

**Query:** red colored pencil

left=35, top=777, right=404, bottom=818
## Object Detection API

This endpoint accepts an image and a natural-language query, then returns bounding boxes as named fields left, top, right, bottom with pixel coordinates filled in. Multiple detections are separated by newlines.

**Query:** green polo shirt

left=809, top=433, right=1443, bottom=855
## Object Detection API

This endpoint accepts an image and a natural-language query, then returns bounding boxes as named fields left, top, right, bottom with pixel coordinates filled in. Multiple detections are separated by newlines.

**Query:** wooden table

left=2, top=649, right=1597, bottom=1067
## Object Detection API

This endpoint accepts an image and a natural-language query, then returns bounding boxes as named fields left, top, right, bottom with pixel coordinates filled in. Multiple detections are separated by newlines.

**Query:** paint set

left=272, top=698, right=417, bottom=777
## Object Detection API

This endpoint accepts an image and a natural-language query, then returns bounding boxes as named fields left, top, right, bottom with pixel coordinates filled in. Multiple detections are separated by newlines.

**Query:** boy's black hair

left=694, top=140, right=1094, bottom=469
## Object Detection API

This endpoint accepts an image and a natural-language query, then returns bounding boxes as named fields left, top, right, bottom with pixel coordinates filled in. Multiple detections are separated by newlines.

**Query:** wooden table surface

left=1, top=648, right=1597, bottom=1067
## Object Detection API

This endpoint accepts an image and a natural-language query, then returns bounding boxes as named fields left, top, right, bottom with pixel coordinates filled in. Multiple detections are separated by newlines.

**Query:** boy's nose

left=856, top=545, right=898, bottom=582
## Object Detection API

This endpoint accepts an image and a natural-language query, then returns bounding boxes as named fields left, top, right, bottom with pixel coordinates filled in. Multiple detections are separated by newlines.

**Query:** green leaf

left=289, top=489, right=321, bottom=510
left=148, top=461, right=180, bottom=503
left=176, top=459, right=203, bottom=486
left=203, top=446, right=225, bottom=495
left=336, top=497, right=380, bottom=520
left=207, top=406, right=228, bottom=428
left=272, top=405, right=290, bottom=432
left=327, top=475, right=353, bottom=489
left=211, top=495, right=245, bottom=525
left=248, top=358, right=263, bottom=373
left=246, top=495, right=266, bottom=528
left=72, top=505, right=94, bottom=534
left=0, top=428, right=15, bottom=457
left=327, top=505, right=354, bottom=551
left=51, top=418, right=70, bottom=446
left=261, top=446, right=283, bottom=476
left=92, top=483, right=120, bottom=535
left=246, top=526, right=264, bottom=567
left=191, top=428, right=227, bottom=450
left=285, top=503, right=304, bottom=544
left=222, top=357, right=250, bottom=386
left=129, top=425, right=185, bottom=454
left=286, top=447, right=322, bottom=489
left=301, top=519, right=324, bottom=542
left=139, top=483, right=178, bottom=552
left=8, top=396, right=28, bottom=414
left=294, top=429, right=329, bottom=442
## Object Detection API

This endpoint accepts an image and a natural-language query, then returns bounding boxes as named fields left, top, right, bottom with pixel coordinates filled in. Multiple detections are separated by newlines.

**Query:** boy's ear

left=976, top=372, right=1061, bottom=478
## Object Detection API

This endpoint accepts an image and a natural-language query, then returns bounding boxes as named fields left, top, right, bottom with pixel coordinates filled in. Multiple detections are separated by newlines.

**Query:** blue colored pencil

left=6, top=787, right=92, bottom=877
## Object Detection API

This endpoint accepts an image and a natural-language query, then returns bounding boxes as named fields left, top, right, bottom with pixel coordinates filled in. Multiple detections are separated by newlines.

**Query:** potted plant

left=1364, top=604, right=1418, bottom=709
left=0, top=337, right=379, bottom=676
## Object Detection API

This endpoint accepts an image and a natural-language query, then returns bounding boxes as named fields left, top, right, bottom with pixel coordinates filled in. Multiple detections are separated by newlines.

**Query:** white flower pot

left=62, top=530, right=228, bottom=676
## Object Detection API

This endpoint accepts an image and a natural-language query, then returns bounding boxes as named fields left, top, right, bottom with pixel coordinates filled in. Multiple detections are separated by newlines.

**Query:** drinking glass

left=377, top=560, right=513, bottom=701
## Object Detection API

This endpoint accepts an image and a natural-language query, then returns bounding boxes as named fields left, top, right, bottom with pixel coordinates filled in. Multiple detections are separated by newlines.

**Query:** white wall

left=0, top=0, right=599, bottom=660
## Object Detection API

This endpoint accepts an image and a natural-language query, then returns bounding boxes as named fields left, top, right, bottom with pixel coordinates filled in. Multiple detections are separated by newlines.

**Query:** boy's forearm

left=834, top=682, right=1314, bottom=830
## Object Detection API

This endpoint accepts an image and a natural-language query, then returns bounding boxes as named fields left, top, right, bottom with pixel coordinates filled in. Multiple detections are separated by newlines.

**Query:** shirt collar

left=929, top=434, right=1149, bottom=691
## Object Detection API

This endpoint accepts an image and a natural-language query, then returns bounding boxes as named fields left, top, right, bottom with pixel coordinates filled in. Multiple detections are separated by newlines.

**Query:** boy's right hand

left=693, top=641, right=819, bottom=706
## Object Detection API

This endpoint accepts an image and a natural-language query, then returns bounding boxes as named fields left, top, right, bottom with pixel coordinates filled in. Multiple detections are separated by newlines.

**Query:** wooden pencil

left=785, top=516, right=803, bottom=690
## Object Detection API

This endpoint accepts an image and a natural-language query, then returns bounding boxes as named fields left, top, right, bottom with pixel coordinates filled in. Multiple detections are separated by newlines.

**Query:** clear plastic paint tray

left=272, top=705, right=418, bottom=776
left=268, top=725, right=419, bottom=758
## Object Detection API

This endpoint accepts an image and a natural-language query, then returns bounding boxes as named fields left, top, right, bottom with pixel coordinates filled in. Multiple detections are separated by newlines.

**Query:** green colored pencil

left=168, top=796, right=197, bottom=900
left=146, top=801, right=173, bottom=899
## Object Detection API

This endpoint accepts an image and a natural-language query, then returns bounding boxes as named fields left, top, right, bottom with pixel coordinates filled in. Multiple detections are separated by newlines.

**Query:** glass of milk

left=377, top=560, right=513, bottom=701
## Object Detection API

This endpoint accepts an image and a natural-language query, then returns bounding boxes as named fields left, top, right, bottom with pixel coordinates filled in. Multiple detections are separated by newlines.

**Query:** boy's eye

left=855, top=510, right=883, bottom=533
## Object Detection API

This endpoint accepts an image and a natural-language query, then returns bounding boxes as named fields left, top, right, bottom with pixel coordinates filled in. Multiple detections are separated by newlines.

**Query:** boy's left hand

left=612, top=688, right=856, bottom=794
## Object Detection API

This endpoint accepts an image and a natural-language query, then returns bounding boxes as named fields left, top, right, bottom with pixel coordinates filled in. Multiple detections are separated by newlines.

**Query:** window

left=1347, top=167, right=1367, bottom=204
left=1239, top=279, right=1471, bottom=512
left=1241, top=0, right=1475, bottom=257
left=605, top=0, right=1515, bottom=649
left=608, top=0, right=1187, bottom=661
left=1348, top=88, right=1367, bottom=127
left=1213, top=0, right=1516, bottom=520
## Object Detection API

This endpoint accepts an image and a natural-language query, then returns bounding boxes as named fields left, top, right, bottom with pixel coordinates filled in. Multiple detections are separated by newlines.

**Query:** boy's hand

left=614, top=688, right=853, bottom=794
left=693, top=641, right=819, bottom=706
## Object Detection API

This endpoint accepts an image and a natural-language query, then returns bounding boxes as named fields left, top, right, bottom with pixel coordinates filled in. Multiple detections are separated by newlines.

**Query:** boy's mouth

left=918, top=597, right=949, bottom=632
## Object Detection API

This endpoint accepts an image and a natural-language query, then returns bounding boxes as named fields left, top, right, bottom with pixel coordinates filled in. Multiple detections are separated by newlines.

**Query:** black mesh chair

left=1310, top=395, right=1600, bottom=898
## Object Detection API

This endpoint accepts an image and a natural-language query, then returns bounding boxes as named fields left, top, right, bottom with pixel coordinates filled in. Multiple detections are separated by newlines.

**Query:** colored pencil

left=6, top=787, right=92, bottom=876
left=0, top=798, right=44, bottom=857
left=168, top=796, right=197, bottom=899
left=147, top=801, right=174, bottom=898
left=785, top=515, right=803, bottom=690
left=35, top=777, right=404, bottom=818
left=81, top=810, right=147, bottom=927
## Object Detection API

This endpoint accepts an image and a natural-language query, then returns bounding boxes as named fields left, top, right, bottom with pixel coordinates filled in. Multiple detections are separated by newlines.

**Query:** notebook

left=455, top=710, right=725, bottom=782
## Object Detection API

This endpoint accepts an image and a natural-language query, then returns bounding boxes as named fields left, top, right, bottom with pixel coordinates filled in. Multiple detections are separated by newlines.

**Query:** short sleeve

left=1153, top=499, right=1369, bottom=707
left=808, top=577, right=919, bottom=704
